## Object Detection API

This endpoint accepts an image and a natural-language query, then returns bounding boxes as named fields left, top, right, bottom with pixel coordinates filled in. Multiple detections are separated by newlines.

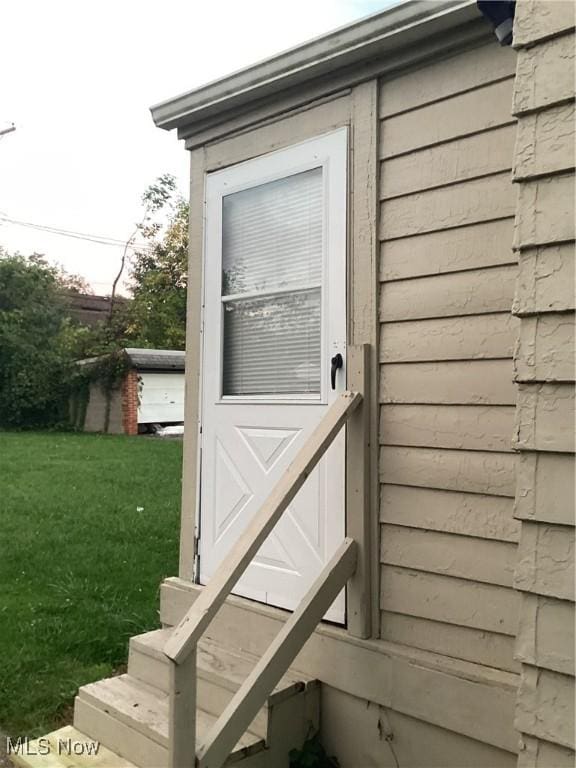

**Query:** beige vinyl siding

left=378, top=42, right=519, bottom=673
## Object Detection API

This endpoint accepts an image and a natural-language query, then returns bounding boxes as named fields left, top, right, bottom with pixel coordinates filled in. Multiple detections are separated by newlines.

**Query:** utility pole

left=0, top=123, right=16, bottom=138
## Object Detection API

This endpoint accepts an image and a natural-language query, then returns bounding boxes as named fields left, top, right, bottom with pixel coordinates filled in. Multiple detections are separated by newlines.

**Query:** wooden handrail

left=197, top=538, right=357, bottom=768
left=164, top=390, right=362, bottom=665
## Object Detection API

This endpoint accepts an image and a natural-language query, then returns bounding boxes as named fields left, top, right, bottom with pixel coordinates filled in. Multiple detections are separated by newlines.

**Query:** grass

left=0, top=431, right=182, bottom=737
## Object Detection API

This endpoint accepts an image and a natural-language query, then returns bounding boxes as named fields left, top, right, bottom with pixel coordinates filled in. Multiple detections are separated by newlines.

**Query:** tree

left=126, top=175, right=188, bottom=350
left=0, top=250, right=84, bottom=428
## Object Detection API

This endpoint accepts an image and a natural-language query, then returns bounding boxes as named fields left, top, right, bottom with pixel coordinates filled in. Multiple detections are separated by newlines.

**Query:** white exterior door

left=198, top=129, right=347, bottom=623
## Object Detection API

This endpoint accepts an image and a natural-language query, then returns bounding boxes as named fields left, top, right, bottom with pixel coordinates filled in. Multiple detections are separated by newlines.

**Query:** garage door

left=137, top=372, right=185, bottom=424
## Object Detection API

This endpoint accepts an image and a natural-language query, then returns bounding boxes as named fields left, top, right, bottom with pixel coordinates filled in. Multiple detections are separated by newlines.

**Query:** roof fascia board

left=180, top=19, right=489, bottom=147
left=151, top=0, right=479, bottom=133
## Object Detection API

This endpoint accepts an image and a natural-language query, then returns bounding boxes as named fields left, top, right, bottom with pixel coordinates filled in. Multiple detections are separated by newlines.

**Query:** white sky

left=0, top=0, right=391, bottom=295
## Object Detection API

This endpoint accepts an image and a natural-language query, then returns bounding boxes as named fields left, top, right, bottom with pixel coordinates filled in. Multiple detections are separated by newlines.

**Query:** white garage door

left=138, top=372, right=185, bottom=424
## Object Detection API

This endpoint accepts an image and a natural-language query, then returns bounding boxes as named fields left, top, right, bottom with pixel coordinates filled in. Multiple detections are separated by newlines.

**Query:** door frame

left=179, top=84, right=379, bottom=639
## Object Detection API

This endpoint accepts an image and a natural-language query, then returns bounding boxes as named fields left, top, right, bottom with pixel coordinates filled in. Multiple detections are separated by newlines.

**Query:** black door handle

left=331, top=353, right=343, bottom=390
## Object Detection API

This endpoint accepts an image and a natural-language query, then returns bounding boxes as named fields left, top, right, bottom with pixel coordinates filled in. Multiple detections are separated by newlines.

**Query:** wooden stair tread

left=9, top=725, right=137, bottom=768
left=130, top=628, right=307, bottom=700
left=77, top=674, right=263, bottom=752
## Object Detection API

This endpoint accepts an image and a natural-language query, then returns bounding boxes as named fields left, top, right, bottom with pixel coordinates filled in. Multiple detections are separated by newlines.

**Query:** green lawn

left=0, top=431, right=182, bottom=737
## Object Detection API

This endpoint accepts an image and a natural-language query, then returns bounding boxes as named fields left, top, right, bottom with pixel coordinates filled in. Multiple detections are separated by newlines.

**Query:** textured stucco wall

left=511, top=2, right=576, bottom=765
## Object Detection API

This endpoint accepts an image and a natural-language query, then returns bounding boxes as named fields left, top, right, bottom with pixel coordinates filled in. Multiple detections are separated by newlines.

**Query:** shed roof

left=77, top=348, right=185, bottom=372
left=124, top=348, right=185, bottom=371
left=150, top=0, right=483, bottom=136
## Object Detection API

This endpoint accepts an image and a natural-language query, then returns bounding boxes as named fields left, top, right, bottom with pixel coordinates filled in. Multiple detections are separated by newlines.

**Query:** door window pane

left=222, top=168, right=323, bottom=296
left=223, top=289, right=321, bottom=396
left=221, top=167, right=324, bottom=396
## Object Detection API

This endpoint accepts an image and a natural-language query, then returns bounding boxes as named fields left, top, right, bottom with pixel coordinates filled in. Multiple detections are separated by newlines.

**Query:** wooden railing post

left=168, top=649, right=197, bottom=768
left=346, top=345, right=371, bottom=638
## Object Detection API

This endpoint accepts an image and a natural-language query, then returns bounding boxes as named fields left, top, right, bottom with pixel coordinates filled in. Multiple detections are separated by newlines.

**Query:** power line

left=0, top=215, right=155, bottom=252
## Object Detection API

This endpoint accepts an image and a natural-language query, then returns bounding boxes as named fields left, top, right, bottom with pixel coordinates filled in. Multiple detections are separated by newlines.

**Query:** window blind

left=221, top=168, right=323, bottom=396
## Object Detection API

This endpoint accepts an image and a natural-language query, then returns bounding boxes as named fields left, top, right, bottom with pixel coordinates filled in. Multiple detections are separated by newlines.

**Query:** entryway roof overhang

left=150, top=0, right=486, bottom=141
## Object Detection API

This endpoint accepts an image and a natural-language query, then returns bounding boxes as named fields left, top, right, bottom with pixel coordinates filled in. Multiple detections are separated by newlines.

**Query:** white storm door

left=198, top=129, right=347, bottom=623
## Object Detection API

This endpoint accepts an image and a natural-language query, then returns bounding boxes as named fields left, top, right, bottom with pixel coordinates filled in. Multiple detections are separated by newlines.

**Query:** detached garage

left=74, top=348, right=185, bottom=435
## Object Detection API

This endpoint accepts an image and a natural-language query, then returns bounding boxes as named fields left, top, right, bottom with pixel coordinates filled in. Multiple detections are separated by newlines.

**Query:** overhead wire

left=0, top=215, right=156, bottom=252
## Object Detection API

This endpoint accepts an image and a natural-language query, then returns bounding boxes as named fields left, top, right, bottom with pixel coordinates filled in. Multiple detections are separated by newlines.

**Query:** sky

left=0, top=0, right=391, bottom=295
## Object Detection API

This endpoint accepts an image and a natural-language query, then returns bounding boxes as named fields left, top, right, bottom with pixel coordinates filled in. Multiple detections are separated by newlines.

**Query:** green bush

left=0, top=251, right=84, bottom=429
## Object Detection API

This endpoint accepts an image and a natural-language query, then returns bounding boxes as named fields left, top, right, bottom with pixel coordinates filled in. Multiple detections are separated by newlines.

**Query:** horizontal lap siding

left=378, top=43, right=518, bottom=673
left=511, top=5, right=576, bottom=759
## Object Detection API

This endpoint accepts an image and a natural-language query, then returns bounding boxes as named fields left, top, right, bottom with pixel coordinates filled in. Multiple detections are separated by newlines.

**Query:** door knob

left=330, top=353, right=343, bottom=390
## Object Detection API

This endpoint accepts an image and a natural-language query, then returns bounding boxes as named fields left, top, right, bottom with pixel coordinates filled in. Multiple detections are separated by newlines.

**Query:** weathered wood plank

left=380, top=265, right=516, bottom=321
left=380, top=484, right=520, bottom=542
left=515, top=452, right=575, bottom=526
left=379, top=404, right=515, bottom=452
left=514, top=0, right=575, bottom=48
left=515, top=593, right=575, bottom=676
left=514, top=522, right=575, bottom=601
left=351, top=82, right=379, bottom=347
left=380, top=360, right=516, bottom=406
left=380, top=610, right=520, bottom=673
left=515, top=314, right=575, bottom=382
left=381, top=125, right=515, bottom=199
left=514, top=173, right=576, bottom=250
left=350, top=80, right=380, bottom=639
left=346, top=345, right=372, bottom=638
left=164, top=391, right=362, bottom=663
left=514, top=383, right=576, bottom=453
left=380, top=79, right=515, bottom=159
left=380, top=523, right=517, bottom=587
left=380, top=218, right=516, bottom=281
left=513, top=244, right=576, bottom=316
left=379, top=42, right=516, bottom=118
left=514, top=102, right=575, bottom=181
left=168, top=653, right=196, bottom=768
left=196, top=539, right=357, bottom=768
left=380, top=313, right=518, bottom=362
left=379, top=446, right=516, bottom=497
left=380, top=565, right=519, bottom=635
left=73, top=698, right=167, bottom=768
left=513, top=32, right=576, bottom=116
left=381, top=173, right=515, bottom=240
left=515, top=667, right=575, bottom=750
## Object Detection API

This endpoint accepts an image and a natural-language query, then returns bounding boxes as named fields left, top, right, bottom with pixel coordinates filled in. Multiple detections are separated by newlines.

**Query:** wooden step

left=74, top=674, right=265, bottom=768
left=8, top=725, right=137, bottom=768
left=128, top=630, right=307, bottom=738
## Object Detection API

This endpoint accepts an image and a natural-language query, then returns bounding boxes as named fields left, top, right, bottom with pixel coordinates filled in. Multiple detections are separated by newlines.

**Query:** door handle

left=330, top=353, right=343, bottom=390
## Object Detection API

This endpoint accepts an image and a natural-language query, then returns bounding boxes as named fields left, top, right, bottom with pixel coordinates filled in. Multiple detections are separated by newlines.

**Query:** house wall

left=83, top=380, right=124, bottom=434
left=164, top=9, right=576, bottom=766
left=378, top=41, right=521, bottom=675
left=165, top=33, right=522, bottom=761
left=510, top=2, right=575, bottom=766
